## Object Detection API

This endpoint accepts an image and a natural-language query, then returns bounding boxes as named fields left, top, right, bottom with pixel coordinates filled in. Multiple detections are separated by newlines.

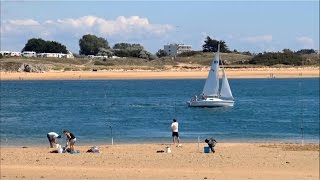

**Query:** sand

left=0, top=143, right=319, bottom=179
left=0, top=67, right=319, bottom=80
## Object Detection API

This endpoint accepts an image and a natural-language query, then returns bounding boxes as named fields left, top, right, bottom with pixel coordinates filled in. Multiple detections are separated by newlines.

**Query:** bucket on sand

left=57, top=145, right=63, bottom=153
left=165, top=147, right=171, bottom=153
left=204, top=146, right=211, bottom=153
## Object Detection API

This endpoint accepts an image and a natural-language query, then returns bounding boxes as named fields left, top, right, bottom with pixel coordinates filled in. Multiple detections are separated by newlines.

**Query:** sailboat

left=187, top=44, right=234, bottom=107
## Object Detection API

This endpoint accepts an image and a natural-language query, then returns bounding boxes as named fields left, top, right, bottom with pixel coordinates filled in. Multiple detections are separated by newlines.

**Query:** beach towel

left=69, top=150, right=80, bottom=154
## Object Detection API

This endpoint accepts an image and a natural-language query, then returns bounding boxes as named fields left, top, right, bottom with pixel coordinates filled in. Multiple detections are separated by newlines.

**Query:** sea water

left=0, top=78, right=319, bottom=147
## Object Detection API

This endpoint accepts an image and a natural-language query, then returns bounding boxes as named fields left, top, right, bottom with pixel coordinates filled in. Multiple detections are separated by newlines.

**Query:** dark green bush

left=178, top=51, right=203, bottom=57
left=249, top=52, right=304, bottom=66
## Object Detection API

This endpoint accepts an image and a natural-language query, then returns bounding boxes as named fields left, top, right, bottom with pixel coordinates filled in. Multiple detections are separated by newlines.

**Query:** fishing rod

left=104, top=88, right=114, bottom=145
left=299, top=72, right=304, bottom=145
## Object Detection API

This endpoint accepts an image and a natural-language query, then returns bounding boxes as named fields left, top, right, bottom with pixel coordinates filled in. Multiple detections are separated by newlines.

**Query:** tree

left=112, top=43, right=146, bottom=58
left=282, top=48, right=293, bottom=54
left=22, top=38, right=67, bottom=53
left=295, top=49, right=316, bottom=54
left=22, top=38, right=46, bottom=53
left=46, top=41, right=68, bottom=53
left=113, top=43, right=144, bottom=51
left=202, top=36, right=230, bottom=53
left=113, top=43, right=132, bottom=49
left=79, top=34, right=110, bottom=55
left=156, top=49, right=168, bottom=58
left=97, top=47, right=114, bottom=57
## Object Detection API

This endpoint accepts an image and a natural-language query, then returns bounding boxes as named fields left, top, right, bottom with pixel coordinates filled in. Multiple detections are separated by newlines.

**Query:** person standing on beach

left=171, top=119, right=181, bottom=145
left=47, top=132, right=61, bottom=148
left=63, top=130, right=76, bottom=151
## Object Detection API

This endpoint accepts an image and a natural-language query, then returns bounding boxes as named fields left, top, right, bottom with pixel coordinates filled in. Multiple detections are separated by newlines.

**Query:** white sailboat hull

left=187, top=98, right=234, bottom=107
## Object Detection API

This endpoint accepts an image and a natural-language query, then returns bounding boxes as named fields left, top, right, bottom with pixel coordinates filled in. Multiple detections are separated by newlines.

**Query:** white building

left=37, top=53, right=66, bottom=58
left=164, top=44, right=192, bottom=56
left=37, top=51, right=74, bottom=59
left=66, top=51, right=74, bottom=58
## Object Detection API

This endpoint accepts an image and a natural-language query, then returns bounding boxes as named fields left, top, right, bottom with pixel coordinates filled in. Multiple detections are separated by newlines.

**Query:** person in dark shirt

left=63, top=130, right=76, bottom=151
left=205, top=138, right=217, bottom=153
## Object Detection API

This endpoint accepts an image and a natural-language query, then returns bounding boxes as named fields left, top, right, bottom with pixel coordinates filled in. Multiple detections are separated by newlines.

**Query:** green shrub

left=178, top=51, right=203, bottom=57
left=249, top=52, right=304, bottom=66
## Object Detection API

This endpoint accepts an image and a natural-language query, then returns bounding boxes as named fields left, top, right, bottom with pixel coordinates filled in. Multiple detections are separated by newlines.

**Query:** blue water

left=0, top=78, right=319, bottom=147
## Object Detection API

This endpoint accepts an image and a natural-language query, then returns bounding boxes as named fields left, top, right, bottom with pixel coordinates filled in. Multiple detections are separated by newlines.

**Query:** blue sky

left=1, top=1, right=319, bottom=54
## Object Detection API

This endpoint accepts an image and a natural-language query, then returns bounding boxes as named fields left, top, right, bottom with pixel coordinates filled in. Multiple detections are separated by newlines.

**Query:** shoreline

left=1, top=67, right=319, bottom=80
left=1, top=138, right=319, bottom=148
left=1, top=142, right=319, bottom=180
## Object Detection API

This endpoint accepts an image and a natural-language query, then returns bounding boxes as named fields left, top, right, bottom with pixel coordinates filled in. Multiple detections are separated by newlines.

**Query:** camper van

left=22, top=51, right=37, bottom=57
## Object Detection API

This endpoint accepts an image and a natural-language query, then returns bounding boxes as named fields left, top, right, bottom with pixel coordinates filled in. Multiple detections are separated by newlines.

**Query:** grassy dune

left=0, top=53, right=318, bottom=72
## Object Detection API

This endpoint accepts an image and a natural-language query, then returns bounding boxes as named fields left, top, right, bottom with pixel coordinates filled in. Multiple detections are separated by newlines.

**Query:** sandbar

left=0, top=67, right=319, bottom=80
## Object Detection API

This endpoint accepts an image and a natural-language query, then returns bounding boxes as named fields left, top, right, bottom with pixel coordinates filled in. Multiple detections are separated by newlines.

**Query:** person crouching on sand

left=63, top=130, right=76, bottom=151
left=205, top=138, right=217, bottom=153
left=47, top=132, right=61, bottom=148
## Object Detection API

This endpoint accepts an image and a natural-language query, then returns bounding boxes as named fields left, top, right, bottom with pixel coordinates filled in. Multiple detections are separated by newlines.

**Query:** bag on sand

left=87, top=146, right=100, bottom=153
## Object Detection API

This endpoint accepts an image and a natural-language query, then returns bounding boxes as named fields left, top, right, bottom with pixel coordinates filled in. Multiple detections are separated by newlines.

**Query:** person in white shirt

left=171, top=119, right=181, bottom=144
left=47, top=132, right=61, bottom=148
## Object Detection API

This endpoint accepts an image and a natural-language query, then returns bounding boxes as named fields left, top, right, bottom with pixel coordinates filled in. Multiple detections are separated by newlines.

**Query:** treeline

left=249, top=52, right=304, bottom=66
left=17, top=34, right=318, bottom=65
left=21, top=34, right=156, bottom=60
left=248, top=49, right=318, bottom=66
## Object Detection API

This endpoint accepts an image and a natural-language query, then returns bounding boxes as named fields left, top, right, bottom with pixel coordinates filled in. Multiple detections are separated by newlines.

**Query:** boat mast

left=218, top=43, right=222, bottom=98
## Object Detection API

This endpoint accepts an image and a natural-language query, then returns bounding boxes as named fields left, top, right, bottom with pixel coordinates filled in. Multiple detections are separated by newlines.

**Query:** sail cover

left=220, top=68, right=233, bottom=99
left=202, top=51, right=220, bottom=96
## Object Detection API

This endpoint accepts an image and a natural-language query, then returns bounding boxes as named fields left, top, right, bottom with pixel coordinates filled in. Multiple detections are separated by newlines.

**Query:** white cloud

left=1, top=19, right=41, bottom=32
left=1, top=15, right=174, bottom=37
left=1, top=15, right=174, bottom=52
left=296, top=36, right=314, bottom=49
left=8, top=19, right=40, bottom=26
left=240, top=35, right=273, bottom=43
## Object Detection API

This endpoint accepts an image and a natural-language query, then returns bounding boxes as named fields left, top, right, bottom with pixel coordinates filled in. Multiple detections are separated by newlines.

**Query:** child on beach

left=63, top=130, right=76, bottom=151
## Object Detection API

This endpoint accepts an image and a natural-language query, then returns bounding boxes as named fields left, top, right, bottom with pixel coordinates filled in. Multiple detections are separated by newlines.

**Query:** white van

left=22, top=51, right=37, bottom=57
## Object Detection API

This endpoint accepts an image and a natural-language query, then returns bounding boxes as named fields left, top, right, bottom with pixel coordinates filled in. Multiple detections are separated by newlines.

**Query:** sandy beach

left=0, top=67, right=319, bottom=80
left=0, top=143, right=318, bottom=180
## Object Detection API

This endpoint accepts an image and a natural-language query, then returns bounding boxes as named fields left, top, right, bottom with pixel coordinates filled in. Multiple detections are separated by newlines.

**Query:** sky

left=1, top=1, right=319, bottom=54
